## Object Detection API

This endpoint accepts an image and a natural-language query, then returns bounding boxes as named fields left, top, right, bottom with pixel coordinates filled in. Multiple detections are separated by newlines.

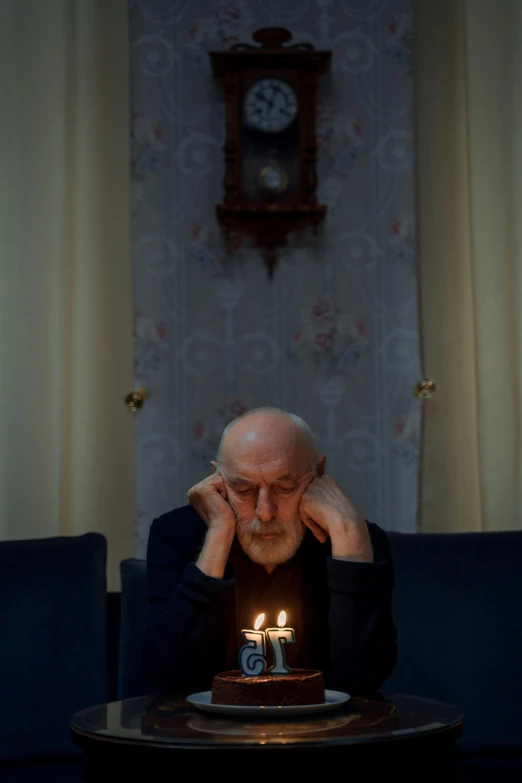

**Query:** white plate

left=186, top=689, right=350, bottom=718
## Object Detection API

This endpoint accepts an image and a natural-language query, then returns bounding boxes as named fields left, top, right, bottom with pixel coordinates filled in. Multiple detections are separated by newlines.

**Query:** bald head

left=216, top=408, right=318, bottom=470
left=213, top=408, right=324, bottom=570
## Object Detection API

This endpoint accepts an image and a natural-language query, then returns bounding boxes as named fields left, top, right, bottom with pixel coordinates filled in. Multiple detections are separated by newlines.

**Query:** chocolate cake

left=210, top=668, right=325, bottom=707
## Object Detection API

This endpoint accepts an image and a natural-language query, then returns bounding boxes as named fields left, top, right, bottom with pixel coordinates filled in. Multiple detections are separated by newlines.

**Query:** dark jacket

left=142, top=504, right=397, bottom=695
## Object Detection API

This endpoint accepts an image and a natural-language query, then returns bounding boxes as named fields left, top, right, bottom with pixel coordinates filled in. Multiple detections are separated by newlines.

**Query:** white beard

left=236, top=516, right=305, bottom=567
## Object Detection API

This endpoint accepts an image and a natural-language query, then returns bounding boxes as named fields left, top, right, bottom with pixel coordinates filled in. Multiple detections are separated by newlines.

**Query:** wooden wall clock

left=210, top=27, right=331, bottom=277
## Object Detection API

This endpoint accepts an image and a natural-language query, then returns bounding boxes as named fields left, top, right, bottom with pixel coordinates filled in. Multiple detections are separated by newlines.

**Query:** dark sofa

left=1, top=529, right=521, bottom=781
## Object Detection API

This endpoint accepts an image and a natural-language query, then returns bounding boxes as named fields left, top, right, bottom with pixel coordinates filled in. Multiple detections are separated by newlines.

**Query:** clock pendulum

left=260, top=163, right=289, bottom=195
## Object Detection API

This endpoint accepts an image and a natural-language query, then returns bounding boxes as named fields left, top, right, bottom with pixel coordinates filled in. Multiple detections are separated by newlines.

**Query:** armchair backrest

left=118, top=558, right=158, bottom=699
left=385, top=529, right=522, bottom=753
left=0, top=533, right=108, bottom=762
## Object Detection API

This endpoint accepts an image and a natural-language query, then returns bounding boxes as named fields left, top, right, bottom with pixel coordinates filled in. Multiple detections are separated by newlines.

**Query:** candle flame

left=254, top=613, right=265, bottom=630
left=277, top=611, right=286, bottom=627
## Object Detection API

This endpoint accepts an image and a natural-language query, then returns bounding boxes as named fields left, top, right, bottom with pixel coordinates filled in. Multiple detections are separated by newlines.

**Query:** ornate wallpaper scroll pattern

left=129, top=0, right=421, bottom=557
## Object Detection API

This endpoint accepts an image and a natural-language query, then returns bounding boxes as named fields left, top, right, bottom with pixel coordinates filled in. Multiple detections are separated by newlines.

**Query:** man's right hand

left=187, top=471, right=236, bottom=533
left=188, top=471, right=237, bottom=578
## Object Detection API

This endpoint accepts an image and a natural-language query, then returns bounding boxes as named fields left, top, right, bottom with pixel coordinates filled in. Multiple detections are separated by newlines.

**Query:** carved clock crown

left=210, top=28, right=331, bottom=277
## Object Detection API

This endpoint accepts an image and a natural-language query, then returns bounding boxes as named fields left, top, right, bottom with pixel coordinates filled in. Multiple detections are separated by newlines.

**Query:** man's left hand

left=299, top=474, right=366, bottom=544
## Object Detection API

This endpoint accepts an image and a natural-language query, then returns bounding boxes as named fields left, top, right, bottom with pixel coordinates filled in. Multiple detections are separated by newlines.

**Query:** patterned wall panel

left=129, top=0, right=420, bottom=556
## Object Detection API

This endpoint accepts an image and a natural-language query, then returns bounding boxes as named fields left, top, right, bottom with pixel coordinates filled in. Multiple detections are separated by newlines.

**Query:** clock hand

left=254, top=89, right=270, bottom=113
left=265, top=86, right=277, bottom=114
left=271, top=87, right=291, bottom=117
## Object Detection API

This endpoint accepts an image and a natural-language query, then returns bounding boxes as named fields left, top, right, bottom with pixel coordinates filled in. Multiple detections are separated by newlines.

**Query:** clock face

left=244, top=78, right=298, bottom=133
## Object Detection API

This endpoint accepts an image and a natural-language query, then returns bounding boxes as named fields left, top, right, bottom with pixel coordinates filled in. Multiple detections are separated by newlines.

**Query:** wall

left=129, top=0, right=420, bottom=555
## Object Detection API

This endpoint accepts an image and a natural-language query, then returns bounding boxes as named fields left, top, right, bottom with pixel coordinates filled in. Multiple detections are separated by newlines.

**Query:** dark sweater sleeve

left=141, top=509, right=236, bottom=693
left=326, top=521, right=397, bottom=694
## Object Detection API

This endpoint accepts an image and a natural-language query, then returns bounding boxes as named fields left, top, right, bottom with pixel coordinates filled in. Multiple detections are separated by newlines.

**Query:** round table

left=71, top=691, right=463, bottom=782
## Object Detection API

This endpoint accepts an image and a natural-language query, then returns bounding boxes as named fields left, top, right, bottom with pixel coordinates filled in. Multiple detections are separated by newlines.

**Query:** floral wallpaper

left=129, top=0, right=421, bottom=557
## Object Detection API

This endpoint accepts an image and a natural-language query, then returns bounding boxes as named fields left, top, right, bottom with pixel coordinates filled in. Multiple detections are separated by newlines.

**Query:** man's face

left=219, top=435, right=316, bottom=568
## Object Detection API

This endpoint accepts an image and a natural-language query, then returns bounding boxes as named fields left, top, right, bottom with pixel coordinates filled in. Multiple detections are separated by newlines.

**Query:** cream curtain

left=416, top=0, right=522, bottom=532
left=0, top=0, right=134, bottom=589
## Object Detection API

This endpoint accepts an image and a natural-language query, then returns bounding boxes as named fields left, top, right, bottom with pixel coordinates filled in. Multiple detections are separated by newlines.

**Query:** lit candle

left=238, top=613, right=266, bottom=677
left=266, top=611, right=295, bottom=675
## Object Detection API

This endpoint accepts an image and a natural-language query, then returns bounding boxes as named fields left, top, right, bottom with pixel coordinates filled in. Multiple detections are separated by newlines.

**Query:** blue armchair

left=0, top=533, right=108, bottom=783
left=386, top=529, right=522, bottom=779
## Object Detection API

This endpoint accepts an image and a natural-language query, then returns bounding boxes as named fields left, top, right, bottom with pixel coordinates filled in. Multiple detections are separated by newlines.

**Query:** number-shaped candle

left=266, top=611, right=295, bottom=675
left=238, top=613, right=266, bottom=677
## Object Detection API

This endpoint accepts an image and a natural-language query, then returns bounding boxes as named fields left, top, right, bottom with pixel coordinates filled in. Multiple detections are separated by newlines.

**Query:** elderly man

left=142, top=407, right=397, bottom=695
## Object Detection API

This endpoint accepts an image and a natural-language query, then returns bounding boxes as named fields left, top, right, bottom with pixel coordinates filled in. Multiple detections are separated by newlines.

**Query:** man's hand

left=299, top=474, right=364, bottom=541
left=188, top=471, right=237, bottom=578
left=187, top=472, right=236, bottom=534
left=299, top=475, right=373, bottom=561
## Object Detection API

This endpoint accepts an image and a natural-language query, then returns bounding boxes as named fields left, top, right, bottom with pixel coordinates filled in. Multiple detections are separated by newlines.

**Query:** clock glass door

left=241, top=76, right=300, bottom=205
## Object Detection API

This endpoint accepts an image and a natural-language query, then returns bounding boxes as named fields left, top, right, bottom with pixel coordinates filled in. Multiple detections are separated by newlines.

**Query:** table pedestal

left=79, top=733, right=459, bottom=783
